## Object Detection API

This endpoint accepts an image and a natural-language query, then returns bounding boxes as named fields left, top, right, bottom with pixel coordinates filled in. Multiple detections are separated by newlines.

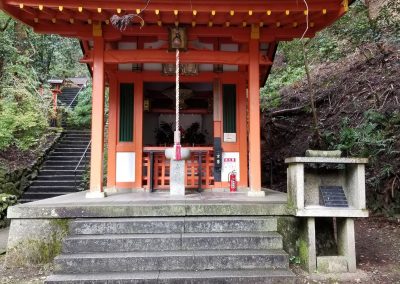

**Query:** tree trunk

left=302, top=41, right=322, bottom=148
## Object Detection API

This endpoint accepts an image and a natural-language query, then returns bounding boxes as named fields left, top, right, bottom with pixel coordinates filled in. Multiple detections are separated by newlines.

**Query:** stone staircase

left=46, top=217, right=295, bottom=283
left=19, top=130, right=91, bottom=203
left=58, top=87, right=81, bottom=109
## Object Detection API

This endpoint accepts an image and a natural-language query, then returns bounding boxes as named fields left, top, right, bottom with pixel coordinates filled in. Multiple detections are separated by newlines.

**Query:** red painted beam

left=81, top=49, right=273, bottom=65
left=5, top=0, right=342, bottom=13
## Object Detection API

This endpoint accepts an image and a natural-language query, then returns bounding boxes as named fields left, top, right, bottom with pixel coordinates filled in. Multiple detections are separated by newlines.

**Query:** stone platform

left=5, top=189, right=299, bottom=271
left=7, top=189, right=292, bottom=219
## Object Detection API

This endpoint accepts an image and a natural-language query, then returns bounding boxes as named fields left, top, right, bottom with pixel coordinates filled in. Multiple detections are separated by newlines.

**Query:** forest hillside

left=261, top=0, right=399, bottom=215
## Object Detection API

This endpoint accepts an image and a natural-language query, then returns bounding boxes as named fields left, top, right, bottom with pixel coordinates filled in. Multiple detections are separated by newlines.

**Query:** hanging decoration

left=168, top=27, right=188, bottom=160
left=110, top=0, right=151, bottom=30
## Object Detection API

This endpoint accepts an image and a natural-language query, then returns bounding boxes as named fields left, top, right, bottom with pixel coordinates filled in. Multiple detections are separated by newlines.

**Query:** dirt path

left=355, top=217, right=400, bottom=283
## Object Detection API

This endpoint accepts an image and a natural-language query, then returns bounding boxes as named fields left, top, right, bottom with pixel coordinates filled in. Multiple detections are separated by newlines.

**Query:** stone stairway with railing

left=19, top=130, right=91, bottom=203
left=45, top=216, right=295, bottom=283
left=19, top=86, right=90, bottom=203
left=58, top=87, right=82, bottom=109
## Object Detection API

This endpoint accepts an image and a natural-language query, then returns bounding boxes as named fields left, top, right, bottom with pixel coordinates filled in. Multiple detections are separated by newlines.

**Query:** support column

left=106, top=73, right=117, bottom=190
left=87, top=23, right=106, bottom=198
left=134, top=79, right=143, bottom=188
left=213, top=79, right=222, bottom=188
left=337, top=218, right=356, bottom=272
left=248, top=25, right=264, bottom=197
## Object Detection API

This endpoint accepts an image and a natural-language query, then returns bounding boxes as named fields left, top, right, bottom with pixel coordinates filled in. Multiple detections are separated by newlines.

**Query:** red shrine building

left=0, top=0, right=349, bottom=197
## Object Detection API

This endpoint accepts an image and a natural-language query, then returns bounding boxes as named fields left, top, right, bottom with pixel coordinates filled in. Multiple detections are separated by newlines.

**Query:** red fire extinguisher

left=229, top=170, right=237, bottom=192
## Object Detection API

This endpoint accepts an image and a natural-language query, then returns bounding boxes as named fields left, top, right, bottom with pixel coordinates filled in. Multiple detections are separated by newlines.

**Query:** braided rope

left=176, top=48, right=180, bottom=134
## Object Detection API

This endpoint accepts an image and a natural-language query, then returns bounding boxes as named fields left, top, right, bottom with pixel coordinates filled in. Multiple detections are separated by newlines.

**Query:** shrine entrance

left=141, top=82, right=215, bottom=190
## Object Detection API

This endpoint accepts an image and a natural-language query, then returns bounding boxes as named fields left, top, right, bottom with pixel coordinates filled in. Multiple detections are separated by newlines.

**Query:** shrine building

left=0, top=0, right=349, bottom=196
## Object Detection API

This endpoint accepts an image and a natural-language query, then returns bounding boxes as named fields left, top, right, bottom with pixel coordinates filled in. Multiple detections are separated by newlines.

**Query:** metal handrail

left=67, top=85, right=84, bottom=109
left=74, top=140, right=91, bottom=188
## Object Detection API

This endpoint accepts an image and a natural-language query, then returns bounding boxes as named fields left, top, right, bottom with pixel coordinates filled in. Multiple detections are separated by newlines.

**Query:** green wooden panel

left=119, top=83, right=134, bottom=142
left=223, top=84, right=237, bottom=133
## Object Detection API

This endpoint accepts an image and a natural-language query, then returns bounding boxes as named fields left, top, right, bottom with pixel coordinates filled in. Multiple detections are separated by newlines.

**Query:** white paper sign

left=221, top=152, right=240, bottom=182
left=116, top=152, right=136, bottom=182
left=223, top=133, right=237, bottom=143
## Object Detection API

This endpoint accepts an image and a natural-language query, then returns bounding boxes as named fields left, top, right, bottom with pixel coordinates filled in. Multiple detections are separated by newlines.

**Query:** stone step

left=62, top=135, right=91, bottom=140
left=40, top=168, right=85, bottom=173
left=70, top=217, right=277, bottom=235
left=63, top=131, right=91, bottom=135
left=63, top=130, right=91, bottom=133
left=27, top=185, right=79, bottom=192
left=54, top=250, right=289, bottom=273
left=49, top=152, right=89, bottom=157
left=44, top=160, right=88, bottom=166
left=31, top=180, right=78, bottom=187
left=58, top=140, right=91, bottom=144
left=61, top=136, right=90, bottom=141
left=57, top=142, right=91, bottom=147
left=63, top=232, right=282, bottom=253
left=35, top=175, right=82, bottom=181
left=21, top=192, right=72, bottom=200
left=18, top=198, right=38, bottom=203
left=46, top=156, right=90, bottom=164
left=53, top=147, right=90, bottom=152
left=46, top=269, right=295, bottom=284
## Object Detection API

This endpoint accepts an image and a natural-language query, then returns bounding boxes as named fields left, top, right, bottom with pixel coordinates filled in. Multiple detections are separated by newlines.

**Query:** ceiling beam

left=81, top=49, right=273, bottom=65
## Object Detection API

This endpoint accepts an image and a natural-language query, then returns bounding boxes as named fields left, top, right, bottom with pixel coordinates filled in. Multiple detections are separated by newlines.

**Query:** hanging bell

left=172, top=32, right=182, bottom=49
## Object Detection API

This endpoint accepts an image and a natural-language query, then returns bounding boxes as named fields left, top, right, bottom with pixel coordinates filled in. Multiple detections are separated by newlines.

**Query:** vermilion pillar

left=87, top=24, right=106, bottom=198
left=248, top=25, right=265, bottom=197
left=106, top=74, right=117, bottom=190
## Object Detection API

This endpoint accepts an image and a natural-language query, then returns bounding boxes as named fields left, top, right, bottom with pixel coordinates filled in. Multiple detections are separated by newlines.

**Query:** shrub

left=326, top=111, right=395, bottom=161
left=0, top=193, right=17, bottom=228
left=66, top=85, right=92, bottom=129
left=0, top=58, right=51, bottom=151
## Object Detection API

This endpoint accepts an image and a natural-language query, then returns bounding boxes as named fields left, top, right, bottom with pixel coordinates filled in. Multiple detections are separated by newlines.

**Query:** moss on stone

left=51, top=218, right=70, bottom=234
left=277, top=217, right=301, bottom=257
left=6, top=233, right=63, bottom=266
left=5, top=218, right=70, bottom=267
left=299, top=238, right=309, bottom=266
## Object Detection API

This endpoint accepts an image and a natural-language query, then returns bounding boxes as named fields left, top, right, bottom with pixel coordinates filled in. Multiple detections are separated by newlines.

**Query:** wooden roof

left=0, top=0, right=348, bottom=83
left=0, top=0, right=348, bottom=40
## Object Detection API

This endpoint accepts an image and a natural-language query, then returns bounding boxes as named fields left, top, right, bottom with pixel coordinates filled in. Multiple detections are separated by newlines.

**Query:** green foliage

left=261, top=65, right=304, bottom=110
left=0, top=193, right=17, bottom=228
left=0, top=56, right=50, bottom=150
left=0, top=11, right=88, bottom=150
left=261, top=0, right=396, bottom=109
left=66, top=85, right=92, bottom=129
left=324, top=111, right=396, bottom=161
left=323, top=111, right=400, bottom=215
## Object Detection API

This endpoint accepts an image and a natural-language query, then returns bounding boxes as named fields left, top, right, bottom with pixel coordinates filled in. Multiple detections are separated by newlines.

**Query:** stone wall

left=0, top=130, right=62, bottom=228
left=5, top=218, right=70, bottom=267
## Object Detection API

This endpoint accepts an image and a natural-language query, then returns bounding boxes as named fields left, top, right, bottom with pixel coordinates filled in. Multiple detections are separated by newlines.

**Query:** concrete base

left=170, top=160, right=185, bottom=196
left=301, top=217, right=357, bottom=273
left=247, top=190, right=266, bottom=197
left=85, top=191, right=107, bottom=198
left=317, top=256, right=348, bottom=273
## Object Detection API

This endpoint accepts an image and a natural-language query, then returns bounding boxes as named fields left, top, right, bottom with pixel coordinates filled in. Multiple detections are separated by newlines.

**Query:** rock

left=305, top=150, right=342, bottom=157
